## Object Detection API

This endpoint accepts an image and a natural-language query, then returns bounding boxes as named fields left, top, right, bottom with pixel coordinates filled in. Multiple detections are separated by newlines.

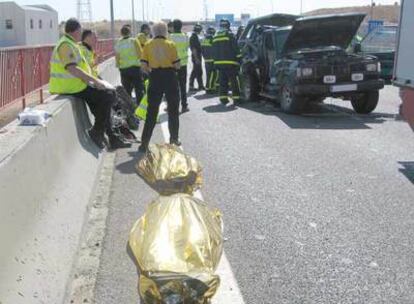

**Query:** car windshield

left=361, top=27, right=397, bottom=53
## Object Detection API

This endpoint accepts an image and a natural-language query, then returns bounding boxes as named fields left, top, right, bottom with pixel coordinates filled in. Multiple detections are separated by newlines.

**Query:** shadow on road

left=194, top=93, right=217, bottom=101
left=203, top=104, right=238, bottom=113
left=398, top=161, right=414, bottom=184
left=116, top=150, right=145, bottom=174
left=238, top=100, right=395, bottom=130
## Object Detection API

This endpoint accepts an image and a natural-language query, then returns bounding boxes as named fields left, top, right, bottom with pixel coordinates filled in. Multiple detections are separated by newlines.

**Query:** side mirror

left=353, top=43, right=362, bottom=53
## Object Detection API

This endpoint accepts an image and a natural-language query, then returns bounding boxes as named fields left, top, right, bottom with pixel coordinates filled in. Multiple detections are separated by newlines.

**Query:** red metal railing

left=0, top=39, right=114, bottom=111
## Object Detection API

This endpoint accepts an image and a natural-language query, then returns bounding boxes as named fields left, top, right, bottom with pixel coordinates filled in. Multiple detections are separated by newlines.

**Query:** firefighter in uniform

left=79, top=29, right=99, bottom=78
left=49, top=18, right=129, bottom=149
left=137, top=23, right=151, bottom=48
left=115, top=25, right=144, bottom=104
left=169, top=19, right=190, bottom=112
left=189, top=23, right=204, bottom=91
left=212, top=19, right=243, bottom=105
left=201, top=27, right=218, bottom=94
left=139, top=21, right=181, bottom=152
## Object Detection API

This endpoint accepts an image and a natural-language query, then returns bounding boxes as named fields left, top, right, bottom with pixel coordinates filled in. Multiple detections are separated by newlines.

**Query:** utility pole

left=131, top=0, right=136, bottom=35
left=300, top=0, right=303, bottom=15
left=269, top=0, right=274, bottom=12
left=110, top=0, right=115, bottom=41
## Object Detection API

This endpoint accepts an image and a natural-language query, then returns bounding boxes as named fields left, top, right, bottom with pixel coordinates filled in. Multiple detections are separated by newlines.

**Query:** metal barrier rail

left=0, top=39, right=114, bottom=111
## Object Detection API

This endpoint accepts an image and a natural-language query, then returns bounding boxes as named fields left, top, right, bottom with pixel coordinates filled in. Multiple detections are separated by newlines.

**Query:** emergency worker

left=49, top=18, right=130, bottom=149
left=137, top=23, right=151, bottom=48
left=169, top=19, right=190, bottom=112
left=201, top=27, right=218, bottom=94
left=115, top=25, right=144, bottom=104
left=139, top=22, right=181, bottom=152
left=189, top=23, right=204, bottom=91
left=212, top=19, right=243, bottom=105
left=79, top=29, right=99, bottom=78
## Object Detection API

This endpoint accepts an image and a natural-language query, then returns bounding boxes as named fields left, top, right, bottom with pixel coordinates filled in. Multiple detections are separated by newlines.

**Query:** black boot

left=170, top=138, right=182, bottom=146
left=109, top=135, right=132, bottom=149
left=88, top=128, right=105, bottom=149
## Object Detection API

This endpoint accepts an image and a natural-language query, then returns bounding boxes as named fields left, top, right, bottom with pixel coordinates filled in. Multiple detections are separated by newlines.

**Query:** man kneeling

left=49, top=18, right=130, bottom=150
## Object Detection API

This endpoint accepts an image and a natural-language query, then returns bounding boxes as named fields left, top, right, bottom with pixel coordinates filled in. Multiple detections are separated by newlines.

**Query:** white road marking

left=159, top=113, right=246, bottom=304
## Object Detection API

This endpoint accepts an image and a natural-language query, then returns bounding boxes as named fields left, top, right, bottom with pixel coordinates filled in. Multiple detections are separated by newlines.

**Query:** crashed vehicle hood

left=247, top=13, right=298, bottom=27
left=282, top=13, right=366, bottom=54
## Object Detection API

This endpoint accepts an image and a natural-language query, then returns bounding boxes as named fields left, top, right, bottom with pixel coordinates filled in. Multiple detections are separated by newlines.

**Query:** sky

left=4, top=0, right=399, bottom=22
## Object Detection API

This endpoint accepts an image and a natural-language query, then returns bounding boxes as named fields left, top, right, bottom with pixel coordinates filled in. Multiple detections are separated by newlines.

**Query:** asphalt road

left=94, top=85, right=414, bottom=304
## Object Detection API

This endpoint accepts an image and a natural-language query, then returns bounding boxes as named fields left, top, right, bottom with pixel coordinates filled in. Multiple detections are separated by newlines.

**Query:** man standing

left=189, top=23, right=204, bottom=92
left=137, top=23, right=151, bottom=49
left=170, top=19, right=190, bottom=113
left=139, top=22, right=181, bottom=152
left=115, top=25, right=144, bottom=104
left=49, top=18, right=130, bottom=149
left=201, top=27, right=218, bottom=94
left=212, top=19, right=243, bottom=105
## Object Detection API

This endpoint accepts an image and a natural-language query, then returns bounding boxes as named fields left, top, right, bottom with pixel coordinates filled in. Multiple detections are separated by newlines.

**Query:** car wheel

left=240, top=73, right=259, bottom=102
left=351, top=91, right=379, bottom=114
left=280, top=85, right=305, bottom=114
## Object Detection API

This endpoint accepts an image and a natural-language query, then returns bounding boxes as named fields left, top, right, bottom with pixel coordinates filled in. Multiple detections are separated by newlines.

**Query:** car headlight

left=296, top=67, right=313, bottom=78
left=366, top=63, right=377, bottom=72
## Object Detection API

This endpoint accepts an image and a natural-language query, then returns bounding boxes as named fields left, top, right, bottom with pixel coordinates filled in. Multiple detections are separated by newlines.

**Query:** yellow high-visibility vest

left=49, top=35, right=92, bottom=94
left=115, top=37, right=141, bottom=69
left=79, top=43, right=99, bottom=77
left=135, top=80, right=159, bottom=122
left=135, top=80, right=149, bottom=120
left=169, top=33, right=189, bottom=66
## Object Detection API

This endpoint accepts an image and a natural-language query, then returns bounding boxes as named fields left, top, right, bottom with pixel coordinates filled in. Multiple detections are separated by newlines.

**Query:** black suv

left=239, top=13, right=385, bottom=114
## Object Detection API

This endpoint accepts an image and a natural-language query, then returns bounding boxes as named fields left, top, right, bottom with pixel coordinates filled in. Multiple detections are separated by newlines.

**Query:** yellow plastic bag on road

left=136, top=144, right=203, bottom=195
left=129, top=194, right=224, bottom=304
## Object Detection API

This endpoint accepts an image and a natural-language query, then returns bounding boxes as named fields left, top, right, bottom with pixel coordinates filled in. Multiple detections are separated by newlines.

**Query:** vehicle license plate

left=331, top=84, right=358, bottom=93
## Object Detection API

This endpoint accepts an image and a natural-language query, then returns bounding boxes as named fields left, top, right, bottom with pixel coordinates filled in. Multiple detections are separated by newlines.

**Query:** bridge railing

left=0, top=39, right=114, bottom=111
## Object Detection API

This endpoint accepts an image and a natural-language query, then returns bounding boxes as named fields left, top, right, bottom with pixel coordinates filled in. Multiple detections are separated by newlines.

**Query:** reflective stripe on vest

left=213, top=36, right=230, bottom=43
left=115, top=37, right=140, bottom=69
left=170, top=33, right=189, bottom=66
left=214, top=60, right=240, bottom=66
left=49, top=35, right=91, bottom=94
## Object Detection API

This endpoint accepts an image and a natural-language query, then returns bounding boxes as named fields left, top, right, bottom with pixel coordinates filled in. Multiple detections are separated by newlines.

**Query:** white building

left=0, top=2, right=58, bottom=47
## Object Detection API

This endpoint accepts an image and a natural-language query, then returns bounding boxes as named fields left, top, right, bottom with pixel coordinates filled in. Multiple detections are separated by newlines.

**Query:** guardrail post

left=19, top=50, right=26, bottom=109
left=39, top=49, right=43, bottom=103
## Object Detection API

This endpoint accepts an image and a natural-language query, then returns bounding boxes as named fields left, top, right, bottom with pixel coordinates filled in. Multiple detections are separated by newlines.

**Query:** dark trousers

left=73, top=86, right=114, bottom=137
left=189, top=57, right=203, bottom=89
left=177, top=65, right=188, bottom=108
left=120, top=66, right=144, bottom=105
left=141, top=69, right=180, bottom=146
left=205, top=62, right=218, bottom=91
left=218, top=66, right=241, bottom=101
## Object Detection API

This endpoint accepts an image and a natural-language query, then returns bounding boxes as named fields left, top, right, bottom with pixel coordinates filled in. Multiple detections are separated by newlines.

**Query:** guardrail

left=0, top=39, right=114, bottom=111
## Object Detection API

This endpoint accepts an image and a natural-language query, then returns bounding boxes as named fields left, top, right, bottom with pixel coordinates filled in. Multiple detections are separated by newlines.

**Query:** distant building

left=0, top=2, right=58, bottom=47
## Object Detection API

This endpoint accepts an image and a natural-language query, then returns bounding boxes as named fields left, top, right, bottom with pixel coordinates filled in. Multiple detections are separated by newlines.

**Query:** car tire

left=240, top=73, right=259, bottom=102
left=351, top=91, right=379, bottom=114
left=280, top=85, right=306, bottom=114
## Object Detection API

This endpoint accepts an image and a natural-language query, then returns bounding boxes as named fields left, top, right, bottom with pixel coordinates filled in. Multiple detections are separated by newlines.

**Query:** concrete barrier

left=0, top=58, right=118, bottom=304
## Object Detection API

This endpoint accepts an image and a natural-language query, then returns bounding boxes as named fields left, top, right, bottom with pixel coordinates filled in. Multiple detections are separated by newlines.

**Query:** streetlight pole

left=142, top=0, right=145, bottom=22
left=131, top=0, right=136, bottom=35
left=110, top=0, right=115, bottom=41
left=371, top=0, right=375, bottom=20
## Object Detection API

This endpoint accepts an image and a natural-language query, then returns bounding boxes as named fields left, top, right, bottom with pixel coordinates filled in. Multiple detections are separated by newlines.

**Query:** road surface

left=93, top=85, right=414, bottom=304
